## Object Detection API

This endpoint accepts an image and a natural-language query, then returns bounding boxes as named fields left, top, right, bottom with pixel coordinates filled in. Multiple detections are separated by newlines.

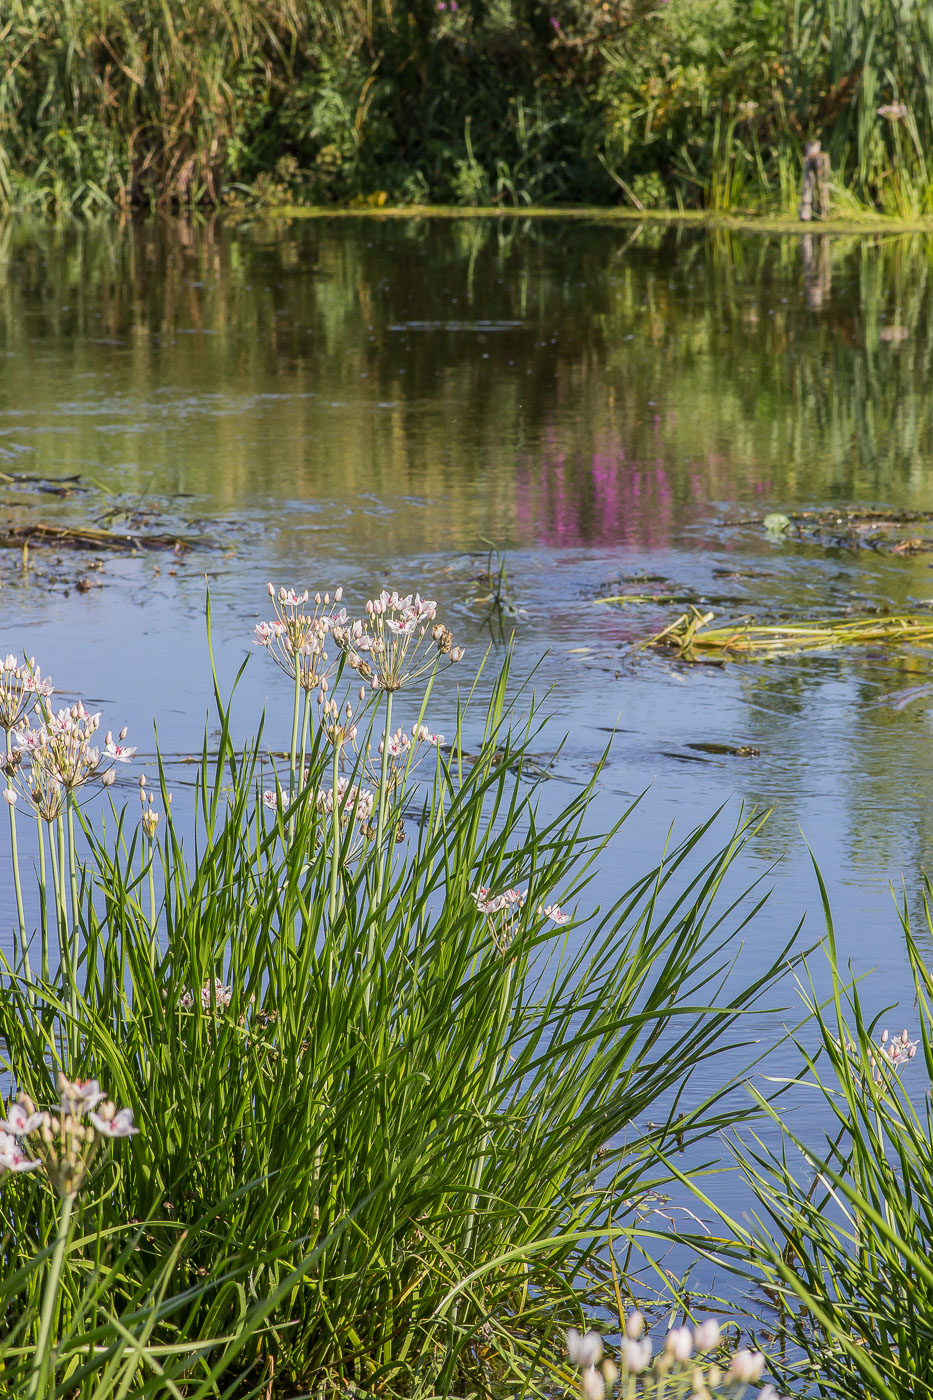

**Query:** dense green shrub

left=3, top=0, right=933, bottom=211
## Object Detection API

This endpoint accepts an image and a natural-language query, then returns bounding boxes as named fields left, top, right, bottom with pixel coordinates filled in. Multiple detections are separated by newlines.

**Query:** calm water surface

left=2, top=214, right=933, bottom=1212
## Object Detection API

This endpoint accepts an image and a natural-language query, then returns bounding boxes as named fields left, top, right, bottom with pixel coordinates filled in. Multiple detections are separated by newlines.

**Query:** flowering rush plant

left=0, top=654, right=53, bottom=734
left=253, top=586, right=346, bottom=693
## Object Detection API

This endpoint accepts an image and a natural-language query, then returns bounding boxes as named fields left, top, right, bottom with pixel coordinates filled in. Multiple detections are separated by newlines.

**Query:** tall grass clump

left=5, top=0, right=933, bottom=212
left=677, top=863, right=933, bottom=1400
left=0, top=586, right=792, bottom=1396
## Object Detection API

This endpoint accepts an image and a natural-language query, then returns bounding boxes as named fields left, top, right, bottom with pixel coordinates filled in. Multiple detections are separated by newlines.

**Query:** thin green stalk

left=287, top=669, right=302, bottom=838
left=372, top=688, right=393, bottom=909
left=328, top=740, right=341, bottom=928
left=26, top=1190, right=75, bottom=1400
left=37, top=817, right=48, bottom=982
left=66, top=798, right=80, bottom=1054
left=50, top=815, right=67, bottom=971
left=298, top=685, right=312, bottom=799
left=147, top=835, right=157, bottom=969
left=5, top=729, right=29, bottom=984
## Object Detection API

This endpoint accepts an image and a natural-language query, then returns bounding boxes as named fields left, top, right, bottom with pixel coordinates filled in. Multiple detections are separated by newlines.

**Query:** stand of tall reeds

left=3, top=0, right=933, bottom=212
left=673, top=861, right=933, bottom=1400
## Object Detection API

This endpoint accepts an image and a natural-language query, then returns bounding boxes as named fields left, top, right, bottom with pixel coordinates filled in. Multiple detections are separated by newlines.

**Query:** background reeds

left=4, top=0, right=933, bottom=212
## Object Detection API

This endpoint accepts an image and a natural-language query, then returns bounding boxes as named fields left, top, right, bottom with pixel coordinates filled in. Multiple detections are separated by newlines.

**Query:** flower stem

left=66, top=798, right=81, bottom=1057
left=26, top=1190, right=75, bottom=1400
left=5, top=730, right=29, bottom=986
left=37, top=818, right=49, bottom=982
left=372, top=689, right=394, bottom=909
left=328, top=740, right=341, bottom=932
left=287, top=669, right=302, bottom=839
left=298, top=686, right=312, bottom=801
left=147, top=836, right=157, bottom=970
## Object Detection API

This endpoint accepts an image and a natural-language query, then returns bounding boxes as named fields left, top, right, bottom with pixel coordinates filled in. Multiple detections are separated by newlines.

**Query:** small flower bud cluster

left=878, top=1027, right=918, bottom=1065
left=839, top=1025, right=919, bottom=1086
left=320, top=694, right=363, bottom=750
left=139, top=774, right=168, bottom=837
left=253, top=585, right=346, bottom=692
left=179, top=978, right=233, bottom=1013
left=0, top=1075, right=138, bottom=1197
left=566, top=1315, right=780, bottom=1400
left=878, top=101, right=909, bottom=120
left=471, top=885, right=527, bottom=952
left=0, top=654, right=54, bottom=732
left=332, top=589, right=463, bottom=693
left=360, top=720, right=446, bottom=795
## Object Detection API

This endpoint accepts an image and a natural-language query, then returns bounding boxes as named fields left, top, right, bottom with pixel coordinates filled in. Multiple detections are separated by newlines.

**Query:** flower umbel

left=333, top=589, right=464, bottom=693
left=12, top=702, right=133, bottom=810
left=254, top=585, right=345, bottom=692
left=179, top=978, right=233, bottom=1013
left=573, top=1314, right=777, bottom=1397
left=0, top=1076, right=139, bottom=1197
left=0, top=655, right=53, bottom=733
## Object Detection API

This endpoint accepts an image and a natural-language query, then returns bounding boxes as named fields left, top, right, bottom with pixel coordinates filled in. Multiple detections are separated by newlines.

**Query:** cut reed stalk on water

left=639, top=607, right=933, bottom=661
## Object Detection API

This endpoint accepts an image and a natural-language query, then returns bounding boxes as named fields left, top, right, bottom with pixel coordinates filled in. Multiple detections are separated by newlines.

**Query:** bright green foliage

left=0, top=613, right=790, bottom=1396
left=683, top=863, right=933, bottom=1400
left=3, top=0, right=933, bottom=210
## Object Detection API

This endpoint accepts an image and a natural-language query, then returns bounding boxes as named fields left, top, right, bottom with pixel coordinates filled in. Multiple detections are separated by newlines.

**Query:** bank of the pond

left=6, top=0, right=933, bottom=220
left=260, top=203, right=933, bottom=236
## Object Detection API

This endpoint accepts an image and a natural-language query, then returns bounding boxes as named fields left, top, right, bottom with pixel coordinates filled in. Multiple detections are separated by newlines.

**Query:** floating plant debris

left=686, top=740, right=761, bottom=757
left=0, top=523, right=213, bottom=554
left=732, top=507, right=933, bottom=555
left=639, top=607, right=933, bottom=661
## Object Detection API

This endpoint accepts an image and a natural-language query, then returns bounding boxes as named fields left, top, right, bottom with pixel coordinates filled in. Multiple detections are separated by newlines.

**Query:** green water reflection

left=3, top=217, right=933, bottom=555
left=2, top=214, right=933, bottom=999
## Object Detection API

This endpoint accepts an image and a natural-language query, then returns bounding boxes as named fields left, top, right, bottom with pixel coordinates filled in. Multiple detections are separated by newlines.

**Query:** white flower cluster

left=838, top=1025, right=919, bottom=1086
left=6, top=697, right=134, bottom=820
left=179, top=978, right=233, bottom=1013
left=316, top=778, right=375, bottom=830
left=0, top=654, right=53, bottom=733
left=0, top=1074, right=138, bottom=1197
left=253, top=585, right=346, bottom=693
left=332, top=590, right=464, bottom=693
left=567, top=1315, right=783, bottom=1400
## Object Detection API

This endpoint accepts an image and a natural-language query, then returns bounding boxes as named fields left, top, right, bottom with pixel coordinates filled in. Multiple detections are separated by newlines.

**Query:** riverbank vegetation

left=3, top=0, right=933, bottom=215
left=2, top=585, right=933, bottom=1395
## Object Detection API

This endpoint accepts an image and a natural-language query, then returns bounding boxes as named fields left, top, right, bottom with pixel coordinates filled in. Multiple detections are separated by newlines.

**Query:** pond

left=1, top=212, right=932, bottom=1187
